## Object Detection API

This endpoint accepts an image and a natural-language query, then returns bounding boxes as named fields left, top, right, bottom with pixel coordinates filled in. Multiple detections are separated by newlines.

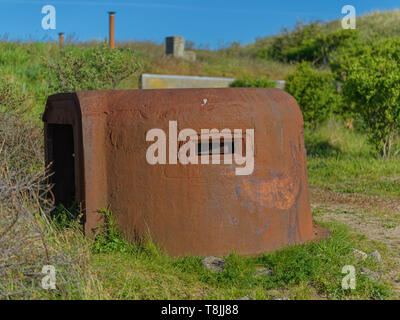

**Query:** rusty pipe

left=58, top=32, right=64, bottom=47
left=108, top=11, right=115, bottom=49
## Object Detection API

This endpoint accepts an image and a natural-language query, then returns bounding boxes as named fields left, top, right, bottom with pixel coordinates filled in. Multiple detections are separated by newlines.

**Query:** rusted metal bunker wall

left=43, top=88, right=315, bottom=256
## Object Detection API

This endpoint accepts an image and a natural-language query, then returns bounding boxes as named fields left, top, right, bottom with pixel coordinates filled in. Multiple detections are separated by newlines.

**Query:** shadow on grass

left=305, top=140, right=341, bottom=157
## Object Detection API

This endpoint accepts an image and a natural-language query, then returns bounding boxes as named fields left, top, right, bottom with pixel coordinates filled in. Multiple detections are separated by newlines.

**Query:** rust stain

left=238, top=144, right=301, bottom=211
left=240, top=166, right=300, bottom=210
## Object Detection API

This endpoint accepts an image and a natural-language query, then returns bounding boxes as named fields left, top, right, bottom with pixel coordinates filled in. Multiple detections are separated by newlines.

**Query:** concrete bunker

left=43, top=88, right=327, bottom=256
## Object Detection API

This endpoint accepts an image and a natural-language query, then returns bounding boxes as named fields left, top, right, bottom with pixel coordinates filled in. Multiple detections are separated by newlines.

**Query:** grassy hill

left=324, top=9, right=400, bottom=39
left=0, top=41, right=292, bottom=121
left=248, top=9, right=400, bottom=51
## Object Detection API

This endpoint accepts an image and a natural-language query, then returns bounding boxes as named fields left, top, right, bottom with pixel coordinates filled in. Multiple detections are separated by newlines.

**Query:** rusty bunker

left=43, top=88, right=324, bottom=256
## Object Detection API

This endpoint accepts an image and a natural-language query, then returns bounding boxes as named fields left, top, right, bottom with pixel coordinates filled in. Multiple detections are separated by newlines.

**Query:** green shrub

left=329, top=37, right=369, bottom=83
left=230, top=77, right=276, bottom=88
left=258, top=21, right=359, bottom=67
left=285, top=62, right=341, bottom=127
left=259, top=21, right=323, bottom=62
left=284, top=29, right=359, bottom=66
left=47, top=43, right=142, bottom=92
left=0, top=77, right=29, bottom=113
left=92, top=208, right=131, bottom=254
left=342, top=37, right=400, bottom=158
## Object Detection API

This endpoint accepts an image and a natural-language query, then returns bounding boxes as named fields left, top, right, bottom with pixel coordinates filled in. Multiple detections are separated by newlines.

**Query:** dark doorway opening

left=47, top=124, right=76, bottom=208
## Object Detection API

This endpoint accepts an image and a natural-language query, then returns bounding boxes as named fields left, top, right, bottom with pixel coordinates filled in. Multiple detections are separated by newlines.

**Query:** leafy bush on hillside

left=258, top=21, right=359, bottom=66
left=342, top=37, right=400, bottom=158
left=329, top=38, right=371, bottom=122
left=0, top=77, right=29, bottom=113
left=285, top=62, right=341, bottom=127
left=284, top=29, right=359, bottom=66
left=258, top=22, right=323, bottom=62
left=47, top=44, right=142, bottom=92
left=229, top=77, right=276, bottom=88
left=324, top=9, right=400, bottom=41
left=329, top=37, right=370, bottom=83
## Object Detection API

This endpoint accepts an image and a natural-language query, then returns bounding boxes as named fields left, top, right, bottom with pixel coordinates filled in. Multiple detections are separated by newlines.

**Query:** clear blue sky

left=0, top=0, right=399, bottom=48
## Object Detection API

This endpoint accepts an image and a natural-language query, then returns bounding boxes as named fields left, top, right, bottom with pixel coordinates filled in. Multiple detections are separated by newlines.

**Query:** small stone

left=200, top=256, right=225, bottom=272
left=254, top=267, right=274, bottom=277
left=353, top=249, right=368, bottom=262
left=236, top=295, right=251, bottom=300
left=359, top=267, right=381, bottom=281
left=370, top=250, right=382, bottom=264
left=267, top=290, right=290, bottom=300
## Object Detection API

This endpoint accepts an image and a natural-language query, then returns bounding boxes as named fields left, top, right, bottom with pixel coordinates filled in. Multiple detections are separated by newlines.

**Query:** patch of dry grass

left=0, top=90, right=103, bottom=299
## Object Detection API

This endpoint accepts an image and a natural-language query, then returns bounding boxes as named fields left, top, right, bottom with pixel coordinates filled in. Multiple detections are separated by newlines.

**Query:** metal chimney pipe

left=58, top=32, right=64, bottom=47
left=108, top=11, right=115, bottom=49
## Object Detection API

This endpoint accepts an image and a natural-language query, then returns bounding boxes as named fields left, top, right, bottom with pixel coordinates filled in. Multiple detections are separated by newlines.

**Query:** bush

left=285, top=62, right=341, bottom=127
left=259, top=21, right=323, bottom=62
left=0, top=77, right=29, bottom=114
left=342, top=37, right=400, bottom=158
left=92, top=208, right=130, bottom=254
left=230, top=77, right=276, bottom=88
left=329, top=37, right=369, bottom=83
left=0, top=78, right=95, bottom=298
left=284, top=29, right=359, bottom=66
left=47, top=43, right=142, bottom=92
left=258, top=21, right=359, bottom=67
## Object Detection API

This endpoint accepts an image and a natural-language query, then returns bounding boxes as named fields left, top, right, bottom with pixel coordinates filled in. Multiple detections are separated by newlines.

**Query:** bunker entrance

left=47, top=124, right=76, bottom=209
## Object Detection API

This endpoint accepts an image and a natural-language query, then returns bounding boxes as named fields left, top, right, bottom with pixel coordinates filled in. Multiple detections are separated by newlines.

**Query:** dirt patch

left=310, top=188, right=400, bottom=298
left=311, top=188, right=400, bottom=213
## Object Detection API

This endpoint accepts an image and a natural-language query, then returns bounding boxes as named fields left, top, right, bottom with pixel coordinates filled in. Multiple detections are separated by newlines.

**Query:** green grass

left=324, top=10, right=400, bottom=41
left=248, top=9, right=400, bottom=57
left=0, top=40, right=293, bottom=123
left=306, top=119, right=400, bottom=197
left=0, top=42, right=59, bottom=119
left=30, top=204, right=394, bottom=300
left=82, top=220, right=393, bottom=300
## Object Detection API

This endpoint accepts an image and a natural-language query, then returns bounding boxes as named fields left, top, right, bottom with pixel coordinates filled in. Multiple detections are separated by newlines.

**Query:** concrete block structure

left=140, top=73, right=285, bottom=90
left=183, top=50, right=196, bottom=62
left=165, top=35, right=196, bottom=61
left=140, top=73, right=235, bottom=89
left=165, top=36, right=185, bottom=58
